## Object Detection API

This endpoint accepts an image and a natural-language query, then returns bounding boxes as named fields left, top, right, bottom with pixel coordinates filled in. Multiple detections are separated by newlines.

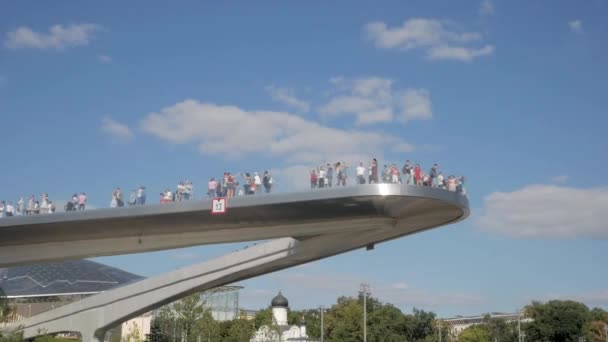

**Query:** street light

left=359, top=283, right=371, bottom=342
left=320, top=306, right=324, bottom=342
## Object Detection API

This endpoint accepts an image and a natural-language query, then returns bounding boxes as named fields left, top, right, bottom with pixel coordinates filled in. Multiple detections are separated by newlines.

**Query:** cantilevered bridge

left=0, top=184, right=469, bottom=341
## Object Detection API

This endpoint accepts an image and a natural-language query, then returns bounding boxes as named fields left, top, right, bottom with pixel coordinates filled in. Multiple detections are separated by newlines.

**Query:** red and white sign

left=211, top=198, right=227, bottom=215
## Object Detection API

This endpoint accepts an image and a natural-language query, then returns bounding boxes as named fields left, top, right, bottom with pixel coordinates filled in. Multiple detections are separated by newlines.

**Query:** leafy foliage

left=145, top=319, right=169, bottom=342
left=524, top=300, right=591, bottom=342
left=459, top=324, right=491, bottom=342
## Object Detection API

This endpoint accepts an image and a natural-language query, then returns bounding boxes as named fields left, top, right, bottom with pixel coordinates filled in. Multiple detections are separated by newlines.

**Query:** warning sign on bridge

left=211, top=198, right=227, bottom=215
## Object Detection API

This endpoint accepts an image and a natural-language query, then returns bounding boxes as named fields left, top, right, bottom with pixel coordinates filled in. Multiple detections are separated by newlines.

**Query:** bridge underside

left=0, top=185, right=469, bottom=341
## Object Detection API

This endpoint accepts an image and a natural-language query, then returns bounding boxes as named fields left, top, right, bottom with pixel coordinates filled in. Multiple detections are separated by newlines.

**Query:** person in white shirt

left=254, top=173, right=262, bottom=193
left=110, top=191, right=118, bottom=208
left=17, top=197, right=24, bottom=215
left=318, top=167, right=326, bottom=188
left=356, top=162, right=366, bottom=185
left=5, top=202, right=14, bottom=217
left=177, top=181, right=186, bottom=201
left=185, top=180, right=193, bottom=200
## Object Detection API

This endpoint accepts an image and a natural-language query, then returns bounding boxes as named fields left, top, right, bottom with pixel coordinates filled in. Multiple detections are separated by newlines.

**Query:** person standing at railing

left=17, top=197, right=24, bottom=215
left=318, top=166, right=327, bottom=188
left=370, top=158, right=378, bottom=184
left=429, top=164, right=439, bottom=188
left=5, top=201, right=14, bottom=217
left=391, top=164, right=400, bottom=184
left=310, top=169, right=318, bottom=189
left=136, top=186, right=146, bottom=205
left=326, top=164, right=334, bottom=188
left=110, top=189, right=118, bottom=208
left=78, top=193, right=87, bottom=210
left=254, top=172, right=262, bottom=193
left=356, top=162, right=366, bottom=185
left=402, top=160, right=412, bottom=184
left=185, top=180, right=193, bottom=200
left=414, top=164, right=422, bottom=186
left=263, top=171, right=272, bottom=193
left=437, top=172, right=445, bottom=189
left=129, top=190, right=137, bottom=206
left=447, top=175, right=457, bottom=192
left=207, top=178, right=218, bottom=198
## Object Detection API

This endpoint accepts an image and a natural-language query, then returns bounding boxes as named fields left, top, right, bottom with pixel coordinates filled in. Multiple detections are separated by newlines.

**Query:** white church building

left=250, top=291, right=316, bottom=342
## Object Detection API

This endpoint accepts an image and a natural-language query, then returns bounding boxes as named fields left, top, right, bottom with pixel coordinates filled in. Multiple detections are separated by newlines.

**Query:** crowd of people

left=0, top=160, right=466, bottom=219
left=206, top=171, right=273, bottom=198
left=0, top=193, right=61, bottom=217
left=309, top=159, right=467, bottom=194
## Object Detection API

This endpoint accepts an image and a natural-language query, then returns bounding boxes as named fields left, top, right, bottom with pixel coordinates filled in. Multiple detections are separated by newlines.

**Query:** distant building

left=0, top=259, right=143, bottom=323
left=250, top=291, right=317, bottom=342
left=200, top=285, right=242, bottom=321
left=442, top=312, right=531, bottom=337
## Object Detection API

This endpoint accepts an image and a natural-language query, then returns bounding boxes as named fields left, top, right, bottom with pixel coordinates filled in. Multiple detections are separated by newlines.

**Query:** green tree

left=590, top=307, right=608, bottom=323
left=367, top=304, right=408, bottom=342
left=194, top=310, right=220, bottom=342
left=254, top=307, right=274, bottom=329
left=483, top=314, right=518, bottom=342
left=525, top=300, right=591, bottom=342
left=0, top=329, right=23, bottom=342
left=224, top=318, right=255, bottom=342
left=459, top=324, right=491, bottom=342
left=146, top=319, right=169, bottom=342
left=173, top=294, right=207, bottom=342
left=325, top=297, right=363, bottom=342
left=403, top=308, right=436, bottom=341
left=150, top=306, right=177, bottom=341
left=0, top=286, right=12, bottom=323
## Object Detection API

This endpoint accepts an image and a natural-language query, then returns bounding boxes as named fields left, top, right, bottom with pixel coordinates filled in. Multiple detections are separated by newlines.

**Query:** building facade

left=250, top=291, right=315, bottom=342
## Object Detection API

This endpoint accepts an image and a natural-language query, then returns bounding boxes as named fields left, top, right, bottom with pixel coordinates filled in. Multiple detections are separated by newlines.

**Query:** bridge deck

left=0, top=184, right=469, bottom=267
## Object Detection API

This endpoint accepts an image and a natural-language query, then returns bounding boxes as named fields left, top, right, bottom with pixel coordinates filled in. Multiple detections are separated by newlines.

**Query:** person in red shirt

left=414, top=164, right=422, bottom=185
left=310, top=170, right=318, bottom=189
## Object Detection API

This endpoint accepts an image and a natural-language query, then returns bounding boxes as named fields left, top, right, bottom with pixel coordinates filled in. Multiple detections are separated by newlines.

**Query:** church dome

left=271, top=291, right=289, bottom=308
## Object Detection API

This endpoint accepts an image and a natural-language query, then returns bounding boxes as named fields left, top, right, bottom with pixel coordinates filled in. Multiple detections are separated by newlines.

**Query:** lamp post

left=360, top=283, right=371, bottom=342
left=320, top=306, right=324, bottom=342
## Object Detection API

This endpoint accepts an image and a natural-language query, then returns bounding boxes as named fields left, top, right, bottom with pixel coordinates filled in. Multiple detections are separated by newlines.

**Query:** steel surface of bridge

left=0, top=184, right=469, bottom=341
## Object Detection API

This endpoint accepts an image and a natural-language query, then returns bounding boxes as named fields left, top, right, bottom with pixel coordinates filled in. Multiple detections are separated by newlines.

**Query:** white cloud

left=551, top=175, right=569, bottom=183
left=392, top=282, right=408, bottom=290
left=98, top=54, right=112, bottom=63
left=140, top=99, right=414, bottom=164
left=365, top=18, right=494, bottom=62
left=101, top=117, right=135, bottom=142
left=318, top=77, right=433, bottom=124
left=400, top=88, right=433, bottom=122
left=569, top=20, right=584, bottom=34
left=427, top=44, right=494, bottom=62
left=479, top=0, right=495, bottom=16
left=265, top=85, right=310, bottom=113
left=477, top=185, right=608, bottom=239
left=5, top=23, right=101, bottom=50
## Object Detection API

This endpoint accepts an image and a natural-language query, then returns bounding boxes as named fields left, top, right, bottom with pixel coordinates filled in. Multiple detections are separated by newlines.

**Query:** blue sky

left=1, top=0, right=607, bottom=317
